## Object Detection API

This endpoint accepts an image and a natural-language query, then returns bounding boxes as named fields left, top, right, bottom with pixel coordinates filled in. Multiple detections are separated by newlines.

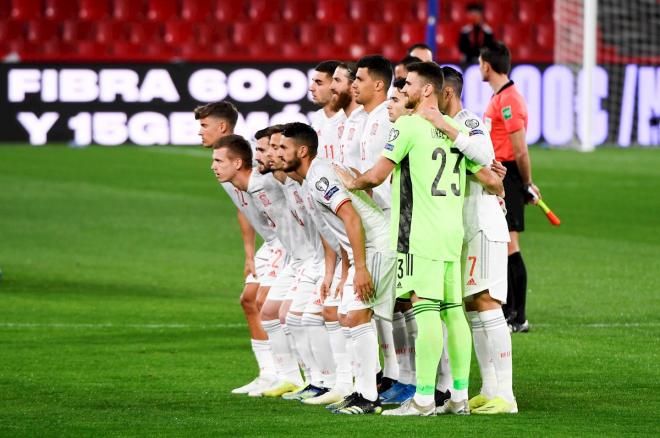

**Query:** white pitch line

left=0, top=322, right=658, bottom=330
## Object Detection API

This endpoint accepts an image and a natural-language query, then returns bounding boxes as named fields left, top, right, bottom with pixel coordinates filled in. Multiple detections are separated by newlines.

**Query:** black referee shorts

left=502, top=161, right=526, bottom=232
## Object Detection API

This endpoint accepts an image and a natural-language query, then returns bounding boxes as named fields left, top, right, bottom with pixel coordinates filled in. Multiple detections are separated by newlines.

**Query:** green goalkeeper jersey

left=382, top=113, right=482, bottom=261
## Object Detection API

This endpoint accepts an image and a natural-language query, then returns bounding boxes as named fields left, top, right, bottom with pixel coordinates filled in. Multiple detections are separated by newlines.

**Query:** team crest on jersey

left=315, top=177, right=329, bottom=192
left=258, top=192, right=271, bottom=207
left=388, top=128, right=399, bottom=142
left=465, top=119, right=479, bottom=129
left=348, top=128, right=355, bottom=140
left=370, top=123, right=379, bottom=135
left=338, top=125, right=344, bottom=138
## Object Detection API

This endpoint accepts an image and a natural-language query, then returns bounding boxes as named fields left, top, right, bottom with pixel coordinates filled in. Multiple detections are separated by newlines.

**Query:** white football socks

left=351, top=322, right=379, bottom=402
left=250, top=339, right=277, bottom=380
left=468, top=310, right=497, bottom=399
left=286, top=314, right=321, bottom=387
left=342, top=325, right=357, bottom=379
left=261, top=319, right=303, bottom=386
left=392, top=312, right=412, bottom=385
left=480, top=308, right=515, bottom=402
left=302, top=313, right=336, bottom=389
left=325, top=320, right=352, bottom=393
left=375, top=318, right=399, bottom=381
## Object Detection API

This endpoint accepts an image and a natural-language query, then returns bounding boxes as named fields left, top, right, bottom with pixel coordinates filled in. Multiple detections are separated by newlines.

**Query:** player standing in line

left=378, top=77, right=418, bottom=405
left=310, top=60, right=346, bottom=161
left=336, top=62, right=503, bottom=416
left=407, top=43, right=434, bottom=62
left=261, top=126, right=338, bottom=400
left=195, top=102, right=282, bottom=395
left=421, top=66, right=517, bottom=414
left=330, top=62, right=367, bottom=171
left=279, top=122, right=397, bottom=415
left=480, top=42, right=541, bottom=333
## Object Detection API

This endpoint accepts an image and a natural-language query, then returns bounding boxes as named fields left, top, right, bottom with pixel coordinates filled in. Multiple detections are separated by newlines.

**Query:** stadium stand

left=0, top=0, right=566, bottom=63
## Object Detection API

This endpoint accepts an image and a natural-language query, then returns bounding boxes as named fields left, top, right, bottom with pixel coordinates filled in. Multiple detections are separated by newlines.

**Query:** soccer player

left=310, top=60, right=346, bottom=161
left=353, top=54, right=399, bottom=393
left=480, top=42, right=542, bottom=333
left=421, top=66, right=517, bottom=414
left=394, top=55, right=422, bottom=82
left=331, top=62, right=367, bottom=170
left=279, top=122, right=397, bottom=415
left=407, top=43, right=433, bottom=62
left=336, top=62, right=503, bottom=416
left=195, top=102, right=281, bottom=395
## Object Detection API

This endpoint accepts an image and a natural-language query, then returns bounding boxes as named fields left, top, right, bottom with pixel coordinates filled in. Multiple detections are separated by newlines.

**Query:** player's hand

left=525, top=183, right=542, bottom=205
left=491, top=160, right=507, bottom=179
left=244, top=258, right=256, bottom=279
left=319, top=274, right=333, bottom=302
left=418, top=106, right=445, bottom=128
left=333, top=164, right=356, bottom=189
left=334, top=279, right=345, bottom=299
left=353, top=266, right=374, bottom=302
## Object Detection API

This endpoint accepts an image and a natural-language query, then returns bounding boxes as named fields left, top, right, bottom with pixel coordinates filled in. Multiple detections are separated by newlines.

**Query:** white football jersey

left=281, top=177, right=324, bottom=262
left=359, top=100, right=393, bottom=210
left=220, top=181, right=277, bottom=243
left=305, top=158, right=389, bottom=263
left=300, top=182, right=342, bottom=255
left=313, top=108, right=346, bottom=161
left=338, top=106, right=367, bottom=170
left=454, top=109, right=510, bottom=242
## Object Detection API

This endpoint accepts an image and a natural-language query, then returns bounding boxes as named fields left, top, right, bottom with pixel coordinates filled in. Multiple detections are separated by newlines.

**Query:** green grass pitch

left=0, top=144, right=658, bottom=436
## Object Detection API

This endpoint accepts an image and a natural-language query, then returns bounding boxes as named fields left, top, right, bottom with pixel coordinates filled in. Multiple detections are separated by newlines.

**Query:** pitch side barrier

left=1, top=63, right=658, bottom=147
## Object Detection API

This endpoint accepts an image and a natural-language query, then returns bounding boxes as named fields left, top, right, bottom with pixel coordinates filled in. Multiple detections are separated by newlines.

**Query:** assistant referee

left=479, top=42, right=542, bottom=333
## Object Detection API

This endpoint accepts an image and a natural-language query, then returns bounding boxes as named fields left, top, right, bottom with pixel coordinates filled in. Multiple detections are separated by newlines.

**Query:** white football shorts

left=462, top=231, right=508, bottom=303
left=245, top=239, right=288, bottom=288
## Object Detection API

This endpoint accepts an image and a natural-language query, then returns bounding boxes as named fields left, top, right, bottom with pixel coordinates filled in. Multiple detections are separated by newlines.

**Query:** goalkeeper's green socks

left=411, top=299, right=443, bottom=405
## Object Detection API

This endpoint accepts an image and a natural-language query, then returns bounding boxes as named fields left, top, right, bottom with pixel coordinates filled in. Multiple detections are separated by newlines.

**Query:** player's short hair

left=397, top=55, right=422, bottom=67
left=282, top=122, right=318, bottom=156
left=393, top=78, right=406, bottom=90
left=441, top=66, right=464, bottom=97
left=336, top=61, right=357, bottom=81
left=356, top=55, right=393, bottom=87
left=480, top=41, right=511, bottom=75
left=254, top=127, right=271, bottom=140
left=406, top=62, right=444, bottom=95
left=268, top=124, right=287, bottom=135
left=315, top=60, right=342, bottom=77
left=193, top=101, right=239, bottom=129
left=211, top=134, right=252, bottom=169
left=407, top=43, right=432, bottom=54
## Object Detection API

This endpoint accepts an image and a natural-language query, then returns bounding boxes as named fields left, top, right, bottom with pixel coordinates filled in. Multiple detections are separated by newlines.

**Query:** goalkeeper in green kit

left=335, top=62, right=503, bottom=416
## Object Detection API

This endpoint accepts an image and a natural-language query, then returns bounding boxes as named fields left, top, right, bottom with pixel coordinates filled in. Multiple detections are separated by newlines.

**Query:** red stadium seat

left=382, top=42, right=405, bottom=61
left=535, top=23, right=554, bottom=52
left=446, top=1, right=469, bottom=23
left=298, top=22, right=330, bottom=48
left=281, top=41, right=305, bottom=59
left=263, top=22, right=296, bottom=47
left=349, top=43, right=369, bottom=59
left=483, top=3, right=510, bottom=28
left=282, top=0, right=314, bottom=22
left=0, top=19, right=23, bottom=42
left=400, top=23, right=425, bottom=46
left=435, top=44, right=460, bottom=63
left=231, top=22, right=262, bottom=47
left=196, top=22, right=230, bottom=46
left=350, top=0, right=381, bottom=22
left=366, top=23, right=398, bottom=47
left=76, top=41, right=109, bottom=58
left=113, top=0, right=144, bottom=21
left=95, top=20, right=126, bottom=44
left=43, top=40, right=77, bottom=59
left=181, top=0, right=212, bottom=22
left=248, top=0, right=280, bottom=22
left=164, top=20, right=194, bottom=45
left=126, top=21, right=162, bottom=45
left=315, top=41, right=349, bottom=59
left=215, top=0, right=246, bottom=22
left=211, top=41, right=237, bottom=57
left=44, top=0, right=77, bottom=21
left=109, top=41, right=143, bottom=59
left=500, top=24, right=532, bottom=53
left=7, top=40, right=42, bottom=59
left=518, top=0, right=548, bottom=25
left=10, top=0, right=42, bottom=20
left=147, top=0, right=178, bottom=22
left=383, top=1, right=413, bottom=23
left=435, top=23, right=460, bottom=49
left=0, top=0, right=10, bottom=19
left=316, top=0, right=348, bottom=23
left=333, top=22, right=365, bottom=47
left=26, top=20, right=59, bottom=43
left=79, top=0, right=109, bottom=21
left=61, top=20, right=93, bottom=42
left=413, top=0, right=428, bottom=21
